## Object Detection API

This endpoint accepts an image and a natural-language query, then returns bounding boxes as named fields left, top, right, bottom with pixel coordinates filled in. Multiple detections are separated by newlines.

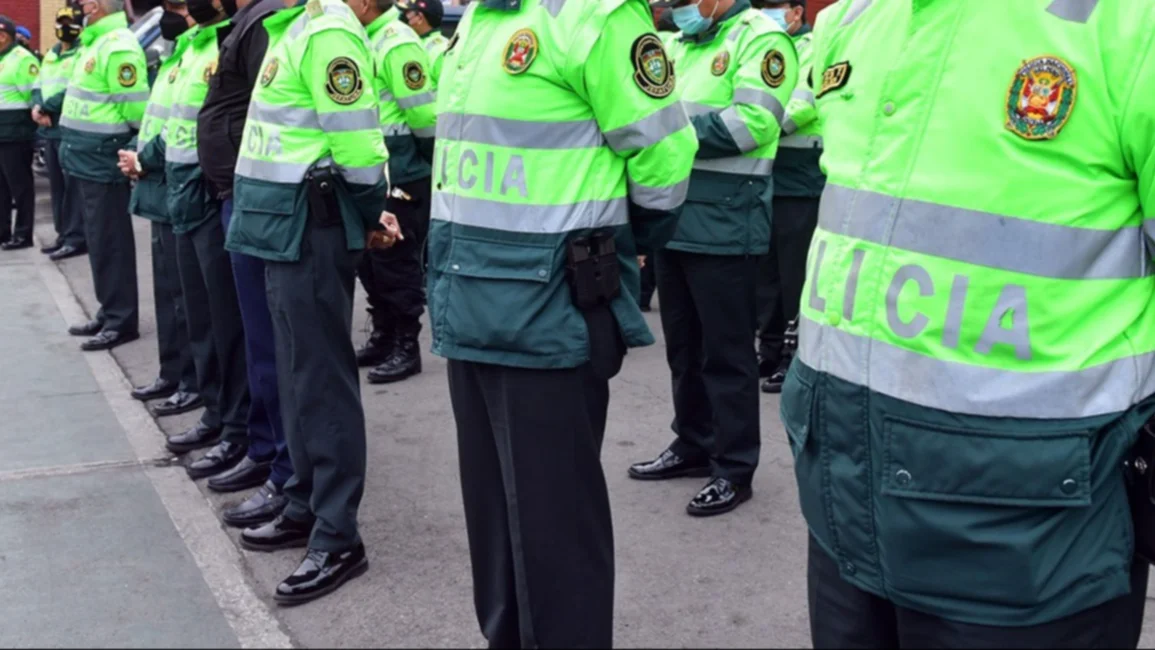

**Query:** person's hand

left=637, top=255, right=647, bottom=269
left=31, top=105, right=44, bottom=123
left=368, top=211, right=404, bottom=249
left=117, top=149, right=142, bottom=178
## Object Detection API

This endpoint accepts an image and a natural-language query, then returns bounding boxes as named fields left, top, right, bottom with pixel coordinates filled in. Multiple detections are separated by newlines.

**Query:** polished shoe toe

left=686, top=477, right=752, bottom=517
left=68, top=319, right=104, bottom=337
left=153, top=391, right=205, bottom=417
left=627, top=448, right=711, bottom=481
left=165, top=422, right=221, bottom=454
left=187, top=441, right=248, bottom=480
left=0, top=237, right=33, bottom=251
left=80, top=329, right=139, bottom=351
left=207, top=455, right=272, bottom=493
left=41, top=240, right=64, bottom=254
left=240, top=514, right=313, bottom=552
left=274, top=544, right=368, bottom=606
left=222, top=481, right=287, bottom=528
left=49, top=244, right=87, bottom=261
left=761, top=370, right=786, bottom=394
left=131, top=377, right=178, bottom=402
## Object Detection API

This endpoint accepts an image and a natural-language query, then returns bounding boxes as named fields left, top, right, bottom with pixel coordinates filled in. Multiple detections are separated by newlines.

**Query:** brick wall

left=4, top=0, right=42, bottom=51
left=806, top=0, right=838, bottom=24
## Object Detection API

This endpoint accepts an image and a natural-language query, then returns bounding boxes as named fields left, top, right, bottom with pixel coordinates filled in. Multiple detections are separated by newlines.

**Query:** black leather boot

left=367, top=321, right=421, bottom=384
left=356, top=312, right=394, bottom=368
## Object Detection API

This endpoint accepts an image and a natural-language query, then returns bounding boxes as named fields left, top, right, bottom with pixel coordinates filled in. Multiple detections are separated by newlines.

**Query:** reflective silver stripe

left=165, top=147, right=200, bottom=164
left=629, top=177, right=689, bottom=212
left=144, top=104, right=171, bottom=120
left=779, top=134, right=822, bottom=149
left=288, top=2, right=356, bottom=39
left=1145, top=219, right=1155, bottom=247
left=237, top=156, right=312, bottom=183
left=840, top=0, right=873, bottom=26
left=781, top=116, right=798, bottom=135
left=248, top=101, right=319, bottom=128
left=67, top=88, right=150, bottom=104
left=819, top=184, right=1150, bottom=280
left=339, top=163, right=385, bottom=185
left=0, top=84, right=35, bottom=93
left=379, top=89, right=395, bottom=104
left=1046, top=0, right=1099, bottom=22
left=541, top=0, right=567, bottom=17
left=791, top=88, right=815, bottom=106
left=436, top=112, right=604, bottom=150
left=383, top=123, right=412, bottom=137
left=603, top=102, right=689, bottom=152
left=732, top=87, right=786, bottom=124
left=727, top=23, right=748, bottom=42
left=169, top=103, right=200, bottom=120
left=797, top=316, right=1155, bottom=419
left=692, top=156, right=774, bottom=176
left=59, top=115, right=132, bottom=134
left=0, top=101, right=31, bottom=109
left=719, top=106, right=759, bottom=153
left=413, top=125, right=435, bottom=139
left=681, top=101, right=719, bottom=118
left=319, top=109, right=379, bottom=132
left=432, top=193, right=628, bottom=234
left=397, top=91, right=436, bottom=110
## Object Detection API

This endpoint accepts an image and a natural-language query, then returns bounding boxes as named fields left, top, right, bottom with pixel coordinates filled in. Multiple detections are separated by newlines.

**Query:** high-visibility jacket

left=781, top=0, right=1155, bottom=627
left=772, top=25, right=824, bottom=197
left=421, top=31, right=449, bottom=86
left=225, top=0, right=388, bottom=262
left=663, top=0, right=798, bottom=255
left=367, top=13, right=435, bottom=185
left=427, top=0, right=697, bottom=369
left=165, top=21, right=230, bottom=234
left=130, top=30, right=193, bottom=223
left=0, top=43, right=39, bottom=142
left=59, top=12, right=150, bottom=184
left=32, top=43, right=82, bottom=140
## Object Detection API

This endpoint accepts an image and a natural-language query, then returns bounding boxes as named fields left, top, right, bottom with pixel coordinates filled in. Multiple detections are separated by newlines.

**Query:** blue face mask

left=673, top=2, right=713, bottom=35
left=763, top=7, right=789, bottom=30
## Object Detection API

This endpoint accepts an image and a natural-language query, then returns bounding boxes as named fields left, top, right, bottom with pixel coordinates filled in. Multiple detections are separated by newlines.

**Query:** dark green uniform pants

left=448, top=358, right=616, bottom=649
left=77, top=179, right=138, bottom=333
left=44, top=138, right=86, bottom=248
left=150, top=221, right=197, bottom=391
left=657, top=249, right=761, bottom=486
left=174, top=210, right=250, bottom=441
left=266, top=215, right=365, bottom=553
left=757, top=195, right=820, bottom=365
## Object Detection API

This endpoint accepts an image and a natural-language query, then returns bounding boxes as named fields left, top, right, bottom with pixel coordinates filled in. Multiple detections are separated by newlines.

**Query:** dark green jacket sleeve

left=138, top=135, right=166, bottom=173
left=691, top=112, right=743, bottom=159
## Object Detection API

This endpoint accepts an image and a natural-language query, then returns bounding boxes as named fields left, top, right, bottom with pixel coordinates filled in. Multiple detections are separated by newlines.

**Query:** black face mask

left=56, top=23, right=82, bottom=43
left=187, top=0, right=223, bottom=25
left=221, top=0, right=238, bottom=16
left=159, top=10, right=190, bottom=40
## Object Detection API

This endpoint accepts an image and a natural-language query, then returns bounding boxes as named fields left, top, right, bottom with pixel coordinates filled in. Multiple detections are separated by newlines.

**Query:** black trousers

left=266, top=215, right=365, bottom=553
left=657, top=249, right=761, bottom=486
left=0, top=140, right=34, bottom=241
left=77, top=179, right=139, bottom=333
left=174, top=212, right=250, bottom=443
left=808, top=536, right=1150, bottom=649
left=448, top=358, right=616, bottom=649
left=757, top=195, right=819, bottom=364
left=150, top=221, right=196, bottom=391
left=356, top=178, right=431, bottom=335
left=639, top=257, right=656, bottom=307
left=43, top=138, right=86, bottom=247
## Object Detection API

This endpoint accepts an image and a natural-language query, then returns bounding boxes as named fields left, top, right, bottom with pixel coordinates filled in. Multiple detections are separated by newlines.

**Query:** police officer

left=755, top=0, right=821, bottom=393
left=0, top=16, right=38, bottom=252
left=60, top=0, right=147, bottom=351
left=227, top=0, right=393, bottom=605
left=785, top=1, right=1153, bottom=646
left=431, top=0, right=696, bottom=643
left=198, top=0, right=296, bottom=528
left=350, top=0, right=436, bottom=386
left=629, top=0, right=797, bottom=517
left=15, top=27, right=39, bottom=60
left=397, top=0, right=447, bottom=84
left=32, top=6, right=88, bottom=261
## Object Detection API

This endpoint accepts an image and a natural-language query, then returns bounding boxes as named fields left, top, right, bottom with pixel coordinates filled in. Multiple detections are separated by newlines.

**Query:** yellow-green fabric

left=226, top=0, right=388, bottom=262
left=0, top=43, right=40, bottom=142
left=427, top=0, right=697, bottom=368
left=367, top=14, right=435, bottom=184
left=59, top=12, right=150, bottom=183
left=421, top=31, right=449, bottom=86
left=773, top=26, right=823, bottom=197
left=781, top=0, right=1155, bottom=627
left=32, top=43, right=82, bottom=140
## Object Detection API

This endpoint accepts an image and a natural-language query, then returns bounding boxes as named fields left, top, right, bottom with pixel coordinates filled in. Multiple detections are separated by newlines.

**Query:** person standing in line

left=0, top=16, right=39, bottom=252
left=397, top=0, right=447, bottom=85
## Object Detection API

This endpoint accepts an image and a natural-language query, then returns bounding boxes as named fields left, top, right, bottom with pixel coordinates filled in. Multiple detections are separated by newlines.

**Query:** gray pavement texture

left=4, top=181, right=1155, bottom=648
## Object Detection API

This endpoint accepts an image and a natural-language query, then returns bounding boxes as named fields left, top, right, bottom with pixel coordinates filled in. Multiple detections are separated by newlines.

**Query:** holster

left=1126, top=421, right=1155, bottom=564
left=565, top=231, right=625, bottom=380
left=305, top=167, right=342, bottom=227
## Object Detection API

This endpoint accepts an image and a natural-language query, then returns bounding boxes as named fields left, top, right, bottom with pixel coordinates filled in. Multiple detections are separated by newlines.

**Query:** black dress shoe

left=275, top=544, right=368, bottom=606
left=187, top=441, right=248, bottom=480
left=153, top=391, right=205, bottom=417
left=49, top=244, right=87, bottom=261
left=68, top=319, right=104, bottom=337
left=80, top=329, right=139, bottom=351
left=207, top=455, right=272, bottom=493
left=131, top=377, right=178, bottom=402
left=222, top=481, right=288, bottom=528
left=241, top=514, right=313, bottom=552
left=686, top=477, right=752, bottom=517
left=628, top=448, right=711, bottom=481
left=0, top=236, right=33, bottom=250
left=41, top=240, right=64, bottom=254
left=165, top=421, right=222, bottom=454
left=356, top=331, right=393, bottom=367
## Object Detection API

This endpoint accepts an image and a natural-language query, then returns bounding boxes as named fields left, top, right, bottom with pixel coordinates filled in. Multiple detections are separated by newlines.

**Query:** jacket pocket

left=227, top=179, right=304, bottom=257
left=780, top=361, right=832, bottom=544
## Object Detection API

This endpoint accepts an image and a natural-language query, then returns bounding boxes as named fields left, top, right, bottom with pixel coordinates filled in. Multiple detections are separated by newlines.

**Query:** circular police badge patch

left=29, top=63, right=39, bottom=77
left=502, top=29, right=538, bottom=75
left=84, top=57, right=96, bottom=74
left=711, top=51, right=729, bottom=76
left=325, top=57, right=364, bottom=105
left=762, top=49, right=785, bottom=88
left=117, top=63, right=138, bottom=88
left=632, top=34, right=674, bottom=99
left=203, top=59, right=218, bottom=84
left=260, top=58, right=279, bottom=87
left=168, top=65, right=180, bottom=84
left=403, top=61, right=426, bottom=90
left=1005, top=56, right=1077, bottom=140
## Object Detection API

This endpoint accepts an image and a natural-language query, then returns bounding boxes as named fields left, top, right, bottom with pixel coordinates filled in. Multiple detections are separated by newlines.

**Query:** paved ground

left=7, top=179, right=1155, bottom=648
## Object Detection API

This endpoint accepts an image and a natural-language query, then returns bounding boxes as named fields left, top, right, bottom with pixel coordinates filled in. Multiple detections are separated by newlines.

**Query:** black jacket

left=197, top=0, right=283, bottom=199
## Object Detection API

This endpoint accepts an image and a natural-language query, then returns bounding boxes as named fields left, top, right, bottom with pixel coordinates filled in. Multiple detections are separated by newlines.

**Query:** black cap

left=399, top=0, right=444, bottom=28
left=0, top=16, right=16, bottom=37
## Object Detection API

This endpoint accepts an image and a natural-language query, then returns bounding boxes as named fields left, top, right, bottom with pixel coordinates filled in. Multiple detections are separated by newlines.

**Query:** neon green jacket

left=130, top=30, right=193, bottom=223
left=32, top=43, right=83, bottom=140
left=366, top=13, right=436, bottom=184
left=0, top=42, right=39, bottom=142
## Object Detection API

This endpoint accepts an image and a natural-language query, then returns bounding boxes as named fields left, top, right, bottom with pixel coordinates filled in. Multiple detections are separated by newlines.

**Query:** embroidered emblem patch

left=259, top=57, right=279, bottom=87
left=816, top=61, right=851, bottom=98
left=168, top=65, right=180, bottom=84
left=306, top=0, right=323, bottom=17
left=203, top=59, right=218, bottom=83
left=84, top=57, right=96, bottom=74
left=631, top=34, right=674, bottom=99
left=29, top=63, right=39, bottom=77
left=502, top=28, right=538, bottom=75
left=711, top=51, right=730, bottom=76
left=325, top=57, right=364, bottom=105
left=1005, top=55, right=1077, bottom=140
left=762, top=49, right=786, bottom=88
left=117, top=63, right=138, bottom=87
left=403, top=61, right=426, bottom=90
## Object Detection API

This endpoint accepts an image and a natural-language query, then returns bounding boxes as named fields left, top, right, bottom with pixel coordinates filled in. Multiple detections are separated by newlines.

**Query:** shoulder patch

left=260, top=57, right=279, bottom=87
left=203, top=58, right=218, bottom=83
left=402, top=60, right=426, bottom=90
left=117, top=63, right=138, bottom=88
left=1005, top=55, right=1077, bottom=140
left=631, top=34, right=674, bottom=99
left=816, top=61, right=851, bottom=98
left=84, top=57, right=96, bottom=74
left=325, top=57, right=364, bottom=104
left=762, top=49, right=786, bottom=88
left=711, top=51, right=729, bottom=76
left=502, top=28, right=538, bottom=75
left=29, top=63, right=39, bottom=77
left=168, top=65, right=180, bottom=84
left=306, top=0, right=324, bottom=17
